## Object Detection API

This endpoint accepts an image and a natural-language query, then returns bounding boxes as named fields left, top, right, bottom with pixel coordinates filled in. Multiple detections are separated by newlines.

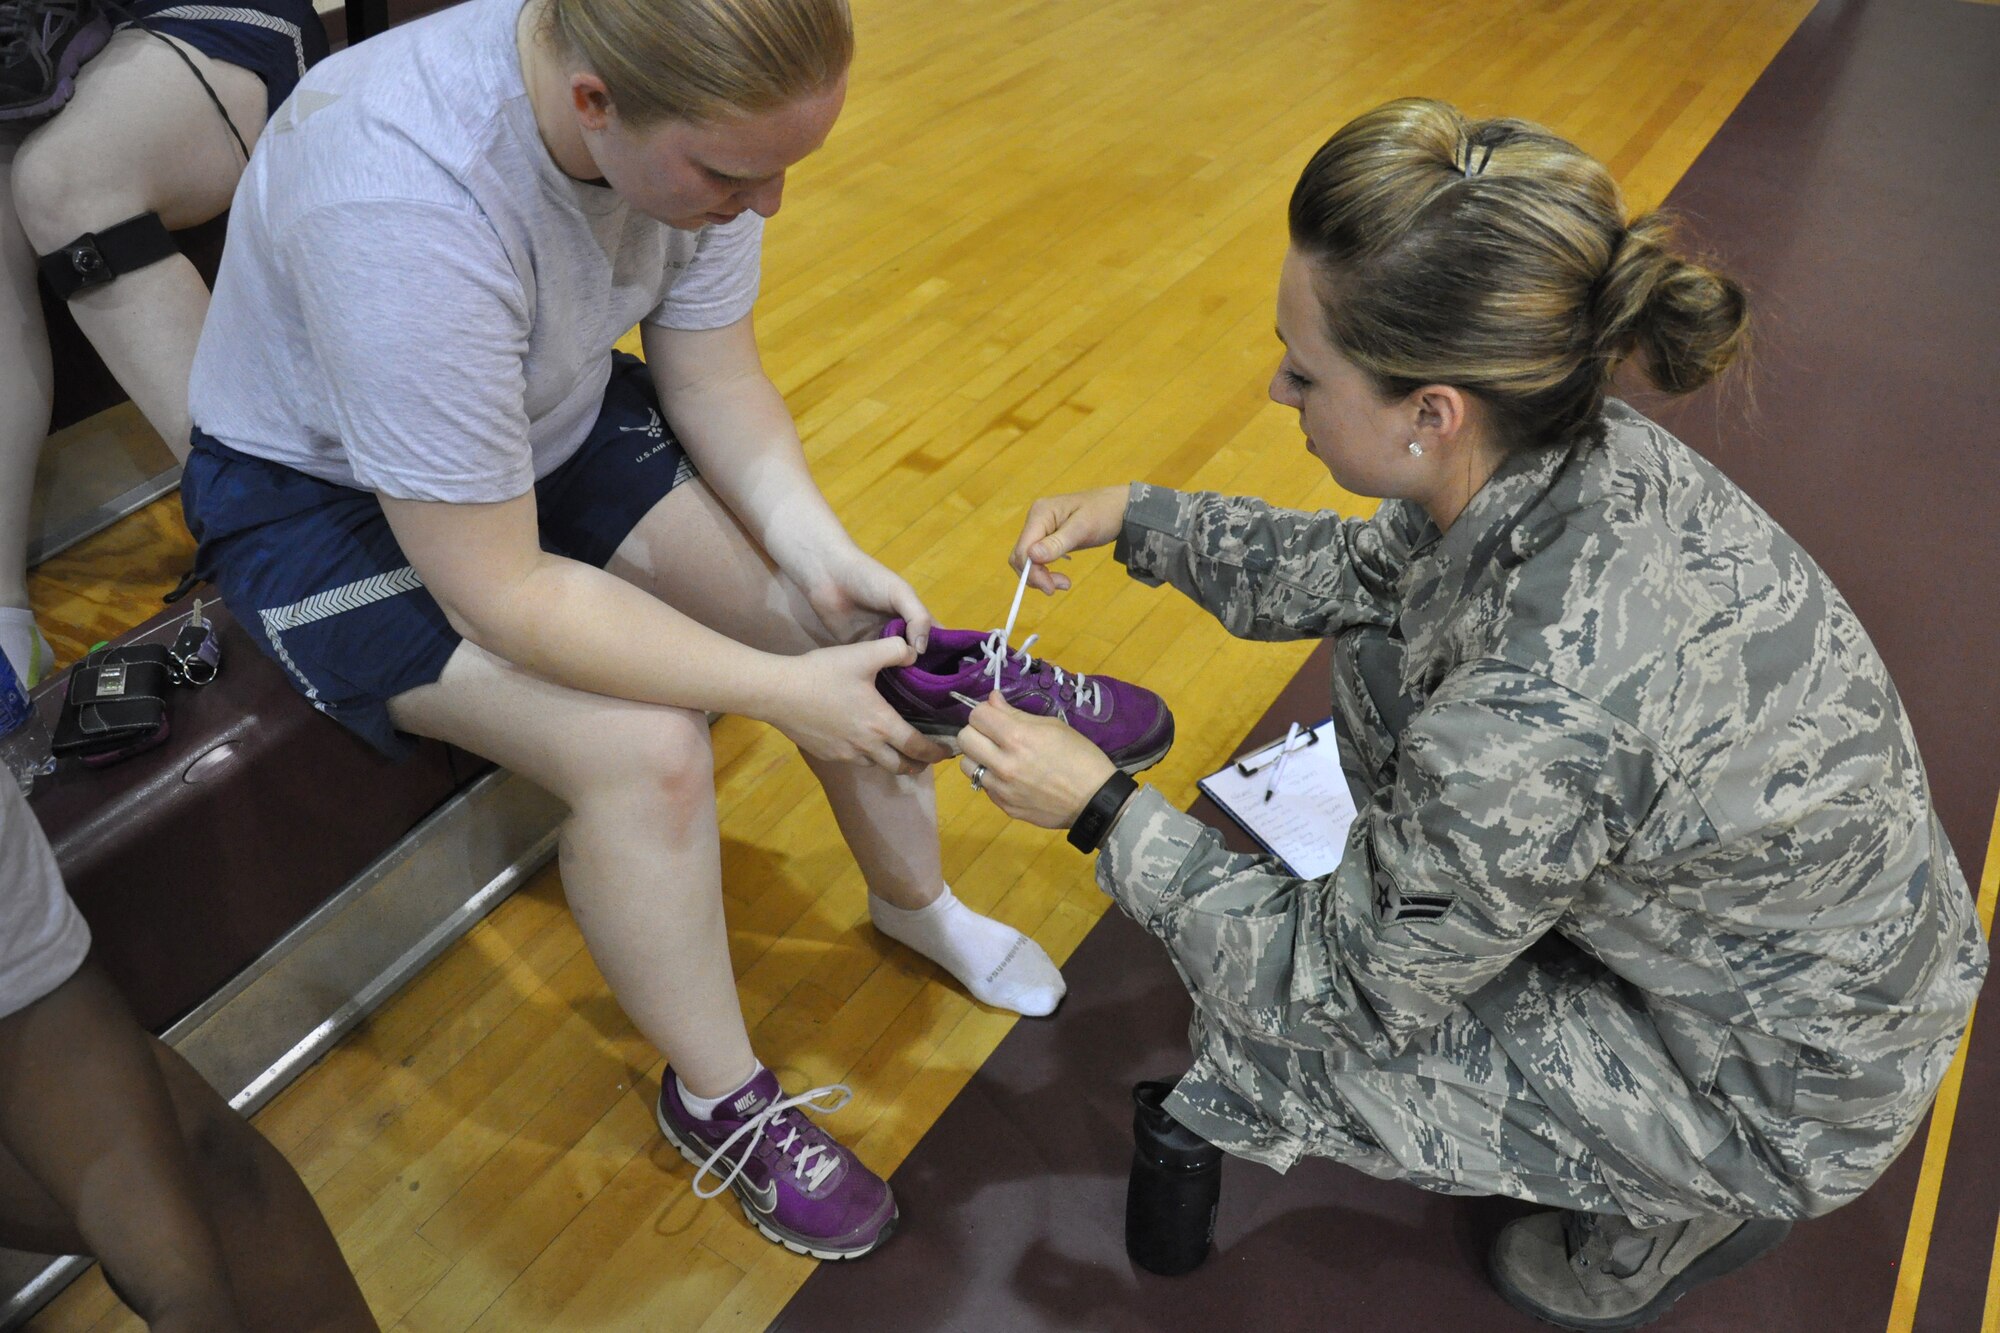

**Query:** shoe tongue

left=720, top=1068, right=783, bottom=1121
left=1566, top=1212, right=1659, bottom=1279
left=1604, top=1232, right=1656, bottom=1278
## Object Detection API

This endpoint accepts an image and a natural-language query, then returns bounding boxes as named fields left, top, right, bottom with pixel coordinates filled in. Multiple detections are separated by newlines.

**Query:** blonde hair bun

left=1289, top=97, right=1749, bottom=449
left=1596, top=212, right=1750, bottom=396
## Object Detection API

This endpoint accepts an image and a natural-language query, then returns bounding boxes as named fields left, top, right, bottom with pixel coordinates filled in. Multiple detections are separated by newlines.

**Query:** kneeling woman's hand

left=1010, top=485, right=1131, bottom=595
left=958, top=692, right=1119, bottom=830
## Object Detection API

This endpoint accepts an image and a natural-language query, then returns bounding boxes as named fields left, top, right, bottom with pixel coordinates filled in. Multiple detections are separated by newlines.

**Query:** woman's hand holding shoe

left=791, top=542, right=935, bottom=650
left=771, top=638, right=951, bottom=774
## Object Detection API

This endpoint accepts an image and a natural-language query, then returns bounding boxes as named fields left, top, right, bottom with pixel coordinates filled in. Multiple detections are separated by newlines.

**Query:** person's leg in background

left=10, top=28, right=267, bottom=469
left=0, top=124, right=56, bottom=686
left=0, top=963, right=376, bottom=1331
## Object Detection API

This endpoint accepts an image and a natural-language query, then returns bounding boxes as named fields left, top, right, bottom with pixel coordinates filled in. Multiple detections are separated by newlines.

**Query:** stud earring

left=1407, top=440, right=1424, bottom=458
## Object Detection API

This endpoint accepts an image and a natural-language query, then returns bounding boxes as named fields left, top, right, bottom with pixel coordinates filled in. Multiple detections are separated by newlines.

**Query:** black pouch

left=54, top=645, right=174, bottom=766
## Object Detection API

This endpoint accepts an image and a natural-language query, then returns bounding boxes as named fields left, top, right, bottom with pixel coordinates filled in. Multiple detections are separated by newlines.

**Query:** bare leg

left=605, top=480, right=1066, bottom=1014
left=389, top=643, right=759, bottom=1098
left=148, top=1039, right=376, bottom=1331
left=10, top=30, right=268, bottom=463
left=395, top=478, right=1060, bottom=1078
left=0, top=124, right=52, bottom=613
left=605, top=479, right=946, bottom=910
left=0, top=964, right=374, bottom=1332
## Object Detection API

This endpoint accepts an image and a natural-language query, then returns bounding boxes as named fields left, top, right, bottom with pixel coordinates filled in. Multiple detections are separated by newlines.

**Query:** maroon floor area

left=1632, top=6, right=2000, bottom=1328
left=1636, top=0, right=2000, bottom=892
left=775, top=1, right=1998, bottom=1329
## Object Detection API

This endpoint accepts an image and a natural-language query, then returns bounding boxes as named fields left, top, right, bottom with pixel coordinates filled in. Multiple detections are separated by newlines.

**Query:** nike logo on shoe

left=739, top=1173, right=779, bottom=1214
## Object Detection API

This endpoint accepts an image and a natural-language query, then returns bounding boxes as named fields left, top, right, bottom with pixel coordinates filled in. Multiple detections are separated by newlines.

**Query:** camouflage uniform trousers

left=1163, top=626, right=1777, bottom=1226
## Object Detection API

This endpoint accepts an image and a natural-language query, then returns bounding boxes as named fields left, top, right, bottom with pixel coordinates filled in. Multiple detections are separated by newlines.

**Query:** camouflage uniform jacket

left=1101, top=401, right=1987, bottom=1216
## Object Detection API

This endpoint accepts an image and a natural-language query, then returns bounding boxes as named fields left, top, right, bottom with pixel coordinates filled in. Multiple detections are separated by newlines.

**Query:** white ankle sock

left=678, top=1062, right=764, bottom=1121
left=0, top=608, right=52, bottom=689
left=869, top=884, right=1066, bottom=1017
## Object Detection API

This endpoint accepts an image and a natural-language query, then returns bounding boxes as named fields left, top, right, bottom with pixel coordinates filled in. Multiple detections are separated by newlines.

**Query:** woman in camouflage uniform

left=958, top=98, right=1987, bottom=1330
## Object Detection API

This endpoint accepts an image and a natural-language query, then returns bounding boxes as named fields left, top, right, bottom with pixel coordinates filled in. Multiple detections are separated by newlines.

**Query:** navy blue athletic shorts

left=181, top=353, right=700, bottom=758
left=121, top=0, right=329, bottom=121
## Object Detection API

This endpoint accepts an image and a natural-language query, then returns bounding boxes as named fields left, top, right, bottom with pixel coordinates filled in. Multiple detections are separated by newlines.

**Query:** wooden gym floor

left=26, top=0, right=1998, bottom=1329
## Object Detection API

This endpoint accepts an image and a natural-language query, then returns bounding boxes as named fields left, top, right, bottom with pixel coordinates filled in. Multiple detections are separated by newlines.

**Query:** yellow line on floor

left=1983, top=1210, right=2000, bottom=1333
left=1887, top=791, right=2000, bottom=1331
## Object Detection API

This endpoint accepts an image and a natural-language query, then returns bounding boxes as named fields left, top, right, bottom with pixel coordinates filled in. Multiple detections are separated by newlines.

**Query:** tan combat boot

left=1489, top=1207, right=1792, bottom=1329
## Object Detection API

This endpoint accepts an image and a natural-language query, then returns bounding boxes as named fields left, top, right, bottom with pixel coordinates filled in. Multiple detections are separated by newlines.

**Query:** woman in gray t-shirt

left=183, top=0, right=1057, bottom=1261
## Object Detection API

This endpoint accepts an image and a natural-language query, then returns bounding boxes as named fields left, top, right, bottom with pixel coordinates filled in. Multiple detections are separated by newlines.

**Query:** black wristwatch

left=1067, top=770, right=1138, bottom=853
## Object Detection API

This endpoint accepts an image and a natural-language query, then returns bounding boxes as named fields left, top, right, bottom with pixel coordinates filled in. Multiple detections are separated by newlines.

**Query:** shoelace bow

left=977, top=557, right=1102, bottom=714
left=690, top=1083, right=852, bottom=1201
left=978, top=630, right=1102, bottom=715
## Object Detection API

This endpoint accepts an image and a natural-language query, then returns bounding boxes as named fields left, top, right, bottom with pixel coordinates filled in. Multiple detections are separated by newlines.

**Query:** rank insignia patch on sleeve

left=1374, top=873, right=1456, bottom=925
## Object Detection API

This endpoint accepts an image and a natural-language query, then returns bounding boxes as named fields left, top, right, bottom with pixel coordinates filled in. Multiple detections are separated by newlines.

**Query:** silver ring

left=970, top=764, right=987, bottom=792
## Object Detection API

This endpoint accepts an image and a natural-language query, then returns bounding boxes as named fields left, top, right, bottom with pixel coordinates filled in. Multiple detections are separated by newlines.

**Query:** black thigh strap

left=39, top=212, right=179, bottom=299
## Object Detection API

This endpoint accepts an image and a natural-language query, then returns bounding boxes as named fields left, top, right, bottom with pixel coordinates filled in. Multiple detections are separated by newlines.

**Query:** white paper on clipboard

left=1196, top=719, right=1357, bottom=878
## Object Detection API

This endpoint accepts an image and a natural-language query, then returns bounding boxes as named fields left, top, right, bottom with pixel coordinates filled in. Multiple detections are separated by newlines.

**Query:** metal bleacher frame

left=1, top=772, right=566, bottom=1326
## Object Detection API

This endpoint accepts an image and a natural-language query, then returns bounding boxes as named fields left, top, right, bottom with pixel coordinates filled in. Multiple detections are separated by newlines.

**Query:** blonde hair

left=545, top=0, right=852, bottom=126
left=1288, top=98, right=1749, bottom=450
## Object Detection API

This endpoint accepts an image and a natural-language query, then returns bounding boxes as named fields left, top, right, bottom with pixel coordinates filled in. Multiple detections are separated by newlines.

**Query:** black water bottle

left=1124, top=1079, right=1223, bottom=1276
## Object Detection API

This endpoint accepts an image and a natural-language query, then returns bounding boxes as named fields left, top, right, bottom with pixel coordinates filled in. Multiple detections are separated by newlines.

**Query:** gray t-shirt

left=188, top=0, right=763, bottom=502
left=0, top=779, right=88, bottom=1021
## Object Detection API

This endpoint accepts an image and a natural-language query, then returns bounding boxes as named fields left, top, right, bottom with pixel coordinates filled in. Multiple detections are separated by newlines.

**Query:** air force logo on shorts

left=617, top=408, right=698, bottom=486
left=619, top=408, right=668, bottom=461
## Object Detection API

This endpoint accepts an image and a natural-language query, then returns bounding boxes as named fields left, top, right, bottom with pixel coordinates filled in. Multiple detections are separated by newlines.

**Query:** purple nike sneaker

left=876, top=618, right=1174, bottom=773
left=657, top=1068, right=897, bottom=1261
left=0, top=0, right=110, bottom=121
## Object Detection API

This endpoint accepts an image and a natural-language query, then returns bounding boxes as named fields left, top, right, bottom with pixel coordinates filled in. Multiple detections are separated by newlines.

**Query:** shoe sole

left=1489, top=1217, right=1793, bottom=1331
left=655, top=1098, right=898, bottom=1262
left=911, top=719, right=1173, bottom=776
left=0, top=16, right=110, bottom=120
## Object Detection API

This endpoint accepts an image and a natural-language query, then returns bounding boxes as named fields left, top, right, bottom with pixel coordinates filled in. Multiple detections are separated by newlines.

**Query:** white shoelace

left=690, top=1083, right=852, bottom=1201
left=977, top=559, right=1103, bottom=713
left=977, top=631, right=1103, bottom=715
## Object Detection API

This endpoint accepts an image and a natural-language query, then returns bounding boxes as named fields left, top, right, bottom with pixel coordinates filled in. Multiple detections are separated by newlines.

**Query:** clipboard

left=1195, top=718, right=1357, bottom=878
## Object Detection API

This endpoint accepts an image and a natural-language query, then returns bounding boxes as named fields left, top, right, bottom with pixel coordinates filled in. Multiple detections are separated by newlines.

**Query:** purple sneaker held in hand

left=657, top=1067, right=897, bottom=1261
left=0, top=0, right=110, bottom=120
left=875, top=617, right=1174, bottom=774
